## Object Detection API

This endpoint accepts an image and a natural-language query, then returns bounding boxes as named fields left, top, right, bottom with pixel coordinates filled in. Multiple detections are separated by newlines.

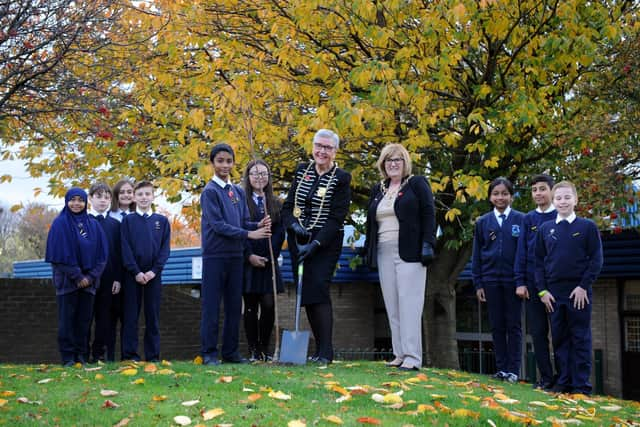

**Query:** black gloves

left=421, top=242, right=434, bottom=266
left=289, top=222, right=311, bottom=244
left=297, top=240, right=320, bottom=262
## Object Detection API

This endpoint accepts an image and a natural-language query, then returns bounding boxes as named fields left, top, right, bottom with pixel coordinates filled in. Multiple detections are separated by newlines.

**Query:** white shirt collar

left=212, top=175, right=231, bottom=189
left=136, top=208, right=151, bottom=217
left=536, top=205, right=556, bottom=214
left=556, top=212, right=576, bottom=224
left=494, top=206, right=511, bottom=221
left=89, top=209, right=108, bottom=218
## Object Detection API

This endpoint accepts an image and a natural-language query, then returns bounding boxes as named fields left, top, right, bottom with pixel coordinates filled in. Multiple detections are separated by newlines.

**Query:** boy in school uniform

left=536, top=181, right=603, bottom=394
left=88, top=182, right=124, bottom=362
left=200, top=143, right=271, bottom=365
left=120, top=181, right=171, bottom=361
left=514, top=174, right=557, bottom=389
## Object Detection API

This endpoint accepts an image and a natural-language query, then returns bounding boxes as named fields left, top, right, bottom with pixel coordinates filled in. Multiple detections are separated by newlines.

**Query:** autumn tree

left=2, top=0, right=639, bottom=367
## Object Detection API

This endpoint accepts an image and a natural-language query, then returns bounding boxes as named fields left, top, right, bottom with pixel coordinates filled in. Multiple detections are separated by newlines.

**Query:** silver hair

left=313, top=129, right=340, bottom=149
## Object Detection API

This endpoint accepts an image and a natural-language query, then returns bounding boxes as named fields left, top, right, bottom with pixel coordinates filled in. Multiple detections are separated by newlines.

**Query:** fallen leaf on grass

left=131, top=378, right=144, bottom=385
left=173, top=415, right=191, bottom=426
left=336, top=394, right=351, bottom=403
left=84, top=366, right=102, bottom=372
left=434, top=401, right=452, bottom=414
left=0, top=399, right=7, bottom=407
left=453, top=408, right=480, bottom=419
left=161, top=359, right=172, bottom=366
left=357, top=417, right=381, bottom=424
left=528, top=401, right=559, bottom=410
left=323, top=415, right=343, bottom=424
left=17, top=397, right=41, bottom=405
left=120, top=368, right=137, bottom=376
left=37, top=378, right=53, bottom=384
left=382, top=393, right=403, bottom=404
left=182, top=399, right=200, bottom=406
left=144, top=363, right=157, bottom=373
left=268, top=390, right=291, bottom=400
left=346, top=386, right=369, bottom=395
left=102, top=399, right=119, bottom=408
left=416, top=404, right=436, bottom=413
left=546, top=417, right=583, bottom=425
left=100, top=390, right=119, bottom=397
left=0, top=391, right=15, bottom=397
left=193, top=355, right=203, bottom=365
left=95, top=374, right=104, bottom=380
left=152, top=395, right=167, bottom=401
left=459, top=393, right=480, bottom=401
left=113, top=418, right=130, bottom=427
left=157, top=369, right=175, bottom=375
left=320, top=373, right=334, bottom=378
left=599, top=404, right=622, bottom=411
left=202, top=408, right=224, bottom=420
left=217, top=376, right=233, bottom=383
left=288, top=420, right=306, bottom=427
left=247, top=393, right=262, bottom=402
left=430, top=394, right=447, bottom=399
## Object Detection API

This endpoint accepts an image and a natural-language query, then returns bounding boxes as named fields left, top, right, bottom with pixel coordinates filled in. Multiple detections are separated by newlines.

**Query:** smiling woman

left=363, top=143, right=436, bottom=371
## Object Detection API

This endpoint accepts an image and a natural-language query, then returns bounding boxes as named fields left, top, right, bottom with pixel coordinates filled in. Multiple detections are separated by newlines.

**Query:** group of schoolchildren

left=472, top=175, right=603, bottom=395
left=45, top=143, right=282, bottom=368
left=46, top=179, right=170, bottom=366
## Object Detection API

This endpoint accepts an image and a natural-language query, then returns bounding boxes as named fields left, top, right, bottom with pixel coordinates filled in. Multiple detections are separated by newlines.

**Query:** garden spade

left=279, top=262, right=310, bottom=364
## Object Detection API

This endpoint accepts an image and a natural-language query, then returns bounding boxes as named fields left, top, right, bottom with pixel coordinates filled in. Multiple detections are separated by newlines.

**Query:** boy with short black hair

left=535, top=181, right=603, bottom=394
left=514, top=174, right=556, bottom=389
left=88, top=182, right=123, bottom=362
left=120, top=181, right=171, bottom=361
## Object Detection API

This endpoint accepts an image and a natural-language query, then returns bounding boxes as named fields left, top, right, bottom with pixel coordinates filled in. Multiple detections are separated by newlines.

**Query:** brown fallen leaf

left=113, top=417, right=130, bottom=427
left=217, top=375, right=233, bottom=383
left=102, top=399, right=119, bottom=408
left=0, top=399, right=8, bottom=407
left=356, top=417, right=381, bottom=425
left=144, top=363, right=157, bottom=373
left=247, top=393, right=262, bottom=402
left=0, top=391, right=16, bottom=397
left=152, top=395, right=167, bottom=401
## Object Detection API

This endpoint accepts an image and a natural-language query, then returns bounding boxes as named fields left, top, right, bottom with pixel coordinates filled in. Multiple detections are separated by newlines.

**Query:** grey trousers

left=377, top=239, right=427, bottom=367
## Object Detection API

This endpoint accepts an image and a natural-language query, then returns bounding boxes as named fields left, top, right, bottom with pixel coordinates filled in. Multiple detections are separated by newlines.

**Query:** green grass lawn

left=1, top=360, right=638, bottom=426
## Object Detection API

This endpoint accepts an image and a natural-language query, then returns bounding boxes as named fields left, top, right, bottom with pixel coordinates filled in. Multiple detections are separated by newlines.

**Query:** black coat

left=364, top=176, right=436, bottom=269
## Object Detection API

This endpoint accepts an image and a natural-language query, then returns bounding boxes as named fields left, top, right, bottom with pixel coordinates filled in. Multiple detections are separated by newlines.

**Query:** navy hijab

left=45, top=187, right=107, bottom=271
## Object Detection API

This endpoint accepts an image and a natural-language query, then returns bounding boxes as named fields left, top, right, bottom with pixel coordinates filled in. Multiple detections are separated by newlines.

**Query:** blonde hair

left=552, top=181, right=578, bottom=198
left=376, top=143, right=412, bottom=179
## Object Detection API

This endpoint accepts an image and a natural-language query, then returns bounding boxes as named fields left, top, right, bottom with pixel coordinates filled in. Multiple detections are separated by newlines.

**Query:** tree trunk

left=423, top=243, right=472, bottom=369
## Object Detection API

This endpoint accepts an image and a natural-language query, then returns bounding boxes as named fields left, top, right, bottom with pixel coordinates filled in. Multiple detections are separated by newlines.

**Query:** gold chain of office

left=380, top=174, right=413, bottom=198
left=293, top=160, right=338, bottom=231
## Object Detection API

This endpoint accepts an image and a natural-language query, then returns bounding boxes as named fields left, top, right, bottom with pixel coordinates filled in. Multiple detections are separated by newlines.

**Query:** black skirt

left=289, top=230, right=343, bottom=305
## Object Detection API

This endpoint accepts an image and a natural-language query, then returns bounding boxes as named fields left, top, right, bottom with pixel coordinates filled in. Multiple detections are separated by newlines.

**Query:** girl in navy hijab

left=46, top=187, right=108, bottom=366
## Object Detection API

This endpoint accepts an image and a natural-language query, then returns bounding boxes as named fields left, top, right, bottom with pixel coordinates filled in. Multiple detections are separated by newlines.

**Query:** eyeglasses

left=249, top=172, right=269, bottom=178
left=384, top=157, right=404, bottom=164
left=313, top=143, right=336, bottom=152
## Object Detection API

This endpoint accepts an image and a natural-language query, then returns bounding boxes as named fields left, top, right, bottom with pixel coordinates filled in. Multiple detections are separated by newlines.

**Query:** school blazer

left=364, top=176, right=436, bottom=269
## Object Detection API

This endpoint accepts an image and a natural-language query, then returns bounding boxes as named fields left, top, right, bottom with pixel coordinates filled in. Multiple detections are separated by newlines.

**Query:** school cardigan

left=514, top=209, right=557, bottom=288
left=364, top=176, right=436, bottom=269
left=471, top=209, right=524, bottom=289
left=120, top=212, right=171, bottom=276
left=281, top=162, right=352, bottom=246
left=200, top=180, right=257, bottom=259
left=534, top=217, right=603, bottom=296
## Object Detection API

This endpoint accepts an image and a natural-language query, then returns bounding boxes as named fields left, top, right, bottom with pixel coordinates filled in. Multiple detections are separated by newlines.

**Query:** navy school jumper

left=200, top=180, right=258, bottom=361
left=472, top=209, right=524, bottom=375
left=89, top=213, right=124, bottom=362
left=120, top=212, right=171, bottom=361
left=514, top=208, right=557, bottom=383
left=535, top=217, right=603, bottom=393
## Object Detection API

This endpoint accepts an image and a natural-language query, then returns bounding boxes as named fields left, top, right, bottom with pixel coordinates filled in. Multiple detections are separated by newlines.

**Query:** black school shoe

left=222, top=356, right=249, bottom=364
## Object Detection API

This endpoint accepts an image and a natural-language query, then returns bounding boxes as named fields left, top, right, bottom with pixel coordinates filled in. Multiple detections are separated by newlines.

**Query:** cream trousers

left=377, top=239, right=427, bottom=367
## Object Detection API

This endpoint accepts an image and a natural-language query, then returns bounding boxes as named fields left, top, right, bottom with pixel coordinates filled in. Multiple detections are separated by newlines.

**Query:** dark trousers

left=526, top=285, right=554, bottom=383
left=122, top=275, right=161, bottom=361
left=485, top=283, right=523, bottom=375
left=91, top=282, right=122, bottom=361
left=305, top=302, right=334, bottom=361
left=243, top=293, right=275, bottom=354
left=57, top=291, right=95, bottom=364
left=201, top=257, right=243, bottom=360
left=550, top=294, right=592, bottom=393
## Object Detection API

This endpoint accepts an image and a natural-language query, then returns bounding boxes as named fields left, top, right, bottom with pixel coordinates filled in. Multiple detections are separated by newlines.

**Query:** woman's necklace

left=293, top=160, right=338, bottom=230
left=380, top=175, right=413, bottom=201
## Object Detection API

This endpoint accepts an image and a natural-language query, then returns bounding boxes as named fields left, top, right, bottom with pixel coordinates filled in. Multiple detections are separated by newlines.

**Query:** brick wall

left=0, top=279, right=377, bottom=364
left=591, top=278, right=622, bottom=396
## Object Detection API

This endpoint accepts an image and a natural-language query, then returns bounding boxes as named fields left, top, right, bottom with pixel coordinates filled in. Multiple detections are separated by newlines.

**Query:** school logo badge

left=511, top=224, right=520, bottom=237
